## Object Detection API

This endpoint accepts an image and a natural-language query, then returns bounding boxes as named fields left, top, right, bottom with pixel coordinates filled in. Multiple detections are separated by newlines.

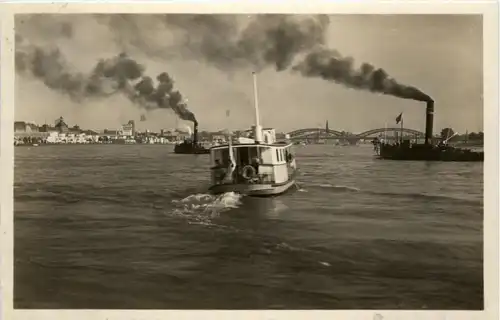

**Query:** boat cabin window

left=212, top=148, right=229, bottom=166
left=232, top=146, right=261, bottom=166
left=275, top=148, right=287, bottom=162
left=249, top=146, right=259, bottom=160
left=239, top=147, right=250, bottom=165
left=271, top=147, right=294, bottom=163
left=284, top=147, right=292, bottom=162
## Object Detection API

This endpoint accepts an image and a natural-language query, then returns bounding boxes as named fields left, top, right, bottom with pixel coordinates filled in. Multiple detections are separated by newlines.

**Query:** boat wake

left=319, top=184, right=361, bottom=192
left=171, top=192, right=243, bottom=225
left=300, top=183, right=361, bottom=193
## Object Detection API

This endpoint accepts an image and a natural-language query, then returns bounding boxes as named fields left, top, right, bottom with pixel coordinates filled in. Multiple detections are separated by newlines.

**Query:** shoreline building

left=120, top=120, right=135, bottom=137
left=55, top=116, right=69, bottom=133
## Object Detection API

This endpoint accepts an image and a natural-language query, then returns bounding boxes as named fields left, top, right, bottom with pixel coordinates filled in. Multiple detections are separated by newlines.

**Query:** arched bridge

left=288, top=127, right=425, bottom=140
left=357, top=127, right=424, bottom=138
left=289, top=128, right=343, bottom=137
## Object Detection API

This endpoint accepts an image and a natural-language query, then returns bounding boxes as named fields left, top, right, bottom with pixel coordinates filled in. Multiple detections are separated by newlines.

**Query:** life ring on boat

left=241, top=165, right=257, bottom=180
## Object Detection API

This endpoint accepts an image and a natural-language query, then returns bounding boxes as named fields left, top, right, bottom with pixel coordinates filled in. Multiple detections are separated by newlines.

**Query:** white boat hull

left=209, top=179, right=296, bottom=197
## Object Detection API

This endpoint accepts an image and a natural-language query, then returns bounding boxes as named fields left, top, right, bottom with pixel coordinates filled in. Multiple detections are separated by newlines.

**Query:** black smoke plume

left=292, top=47, right=433, bottom=102
left=15, top=36, right=196, bottom=123
left=160, top=14, right=330, bottom=72
left=16, top=14, right=431, bottom=106
left=160, top=14, right=431, bottom=102
left=16, top=37, right=95, bottom=101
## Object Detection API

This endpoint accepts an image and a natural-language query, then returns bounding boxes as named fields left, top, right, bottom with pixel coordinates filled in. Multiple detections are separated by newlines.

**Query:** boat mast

left=252, top=72, right=263, bottom=144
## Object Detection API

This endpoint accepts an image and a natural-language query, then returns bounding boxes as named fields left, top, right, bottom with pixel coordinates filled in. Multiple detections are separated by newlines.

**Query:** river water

left=14, top=144, right=483, bottom=309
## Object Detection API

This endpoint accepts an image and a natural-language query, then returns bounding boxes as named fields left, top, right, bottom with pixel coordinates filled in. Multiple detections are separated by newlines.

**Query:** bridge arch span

left=288, top=128, right=343, bottom=137
left=291, top=131, right=344, bottom=139
left=357, top=127, right=424, bottom=138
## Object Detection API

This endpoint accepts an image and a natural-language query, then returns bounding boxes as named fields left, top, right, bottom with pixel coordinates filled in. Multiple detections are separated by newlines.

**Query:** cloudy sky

left=15, top=14, right=482, bottom=134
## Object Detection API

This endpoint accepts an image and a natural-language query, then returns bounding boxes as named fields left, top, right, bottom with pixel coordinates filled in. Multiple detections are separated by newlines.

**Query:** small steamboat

left=174, top=121, right=210, bottom=154
left=208, top=72, right=298, bottom=197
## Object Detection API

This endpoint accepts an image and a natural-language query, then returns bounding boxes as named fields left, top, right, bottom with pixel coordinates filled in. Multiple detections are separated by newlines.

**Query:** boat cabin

left=208, top=72, right=299, bottom=195
left=209, top=140, right=296, bottom=186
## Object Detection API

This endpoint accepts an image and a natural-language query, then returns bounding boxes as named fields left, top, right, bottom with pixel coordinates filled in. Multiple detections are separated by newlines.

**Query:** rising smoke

left=293, top=47, right=433, bottom=102
left=159, top=14, right=431, bottom=102
left=160, top=14, right=330, bottom=72
left=15, top=14, right=432, bottom=118
left=16, top=35, right=197, bottom=123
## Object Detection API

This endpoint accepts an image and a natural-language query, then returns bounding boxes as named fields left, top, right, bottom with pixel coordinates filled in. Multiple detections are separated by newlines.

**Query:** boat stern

left=209, top=180, right=296, bottom=197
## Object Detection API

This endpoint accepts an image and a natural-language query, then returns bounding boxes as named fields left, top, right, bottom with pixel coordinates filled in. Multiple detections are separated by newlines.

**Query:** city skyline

left=12, top=117, right=484, bottom=136
left=15, top=14, right=483, bottom=133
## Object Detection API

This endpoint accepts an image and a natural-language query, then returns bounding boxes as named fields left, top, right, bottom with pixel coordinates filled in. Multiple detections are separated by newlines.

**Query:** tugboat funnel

left=192, top=121, right=198, bottom=145
left=425, top=100, right=434, bottom=145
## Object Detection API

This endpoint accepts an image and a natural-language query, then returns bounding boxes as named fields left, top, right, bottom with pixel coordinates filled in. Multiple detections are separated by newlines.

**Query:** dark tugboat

left=376, top=101, right=484, bottom=162
left=174, top=121, right=210, bottom=154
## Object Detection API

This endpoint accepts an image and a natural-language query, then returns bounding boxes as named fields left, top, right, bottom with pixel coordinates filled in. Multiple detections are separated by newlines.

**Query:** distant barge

left=377, top=101, right=484, bottom=162
left=379, top=142, right=483, bottom=162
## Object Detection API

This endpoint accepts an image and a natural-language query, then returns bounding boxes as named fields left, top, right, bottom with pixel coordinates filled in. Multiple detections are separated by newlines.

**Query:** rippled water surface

left=14, top=144, right=483, bottom=309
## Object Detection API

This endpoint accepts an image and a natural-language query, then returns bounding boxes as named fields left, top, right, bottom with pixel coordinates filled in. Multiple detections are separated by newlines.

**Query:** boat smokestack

left=252, top=72, right=263, bottom=144
left=425, top=100, right=434, bottom=145
left=193, top=121, right=198, bottom=145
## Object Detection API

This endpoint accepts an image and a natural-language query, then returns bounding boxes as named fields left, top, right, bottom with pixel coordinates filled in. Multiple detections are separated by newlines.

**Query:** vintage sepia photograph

left=4, top=7, right=493, bottom=315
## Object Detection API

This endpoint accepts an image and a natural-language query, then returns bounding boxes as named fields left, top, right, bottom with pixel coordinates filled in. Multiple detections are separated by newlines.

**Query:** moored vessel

left=376, top=101, right=484, bottom=162
left=379, top=141, right=483, bottom=161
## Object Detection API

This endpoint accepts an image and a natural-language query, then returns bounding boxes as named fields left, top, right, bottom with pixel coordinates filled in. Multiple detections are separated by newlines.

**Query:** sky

left=14, top=14, right=483, bottom=134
